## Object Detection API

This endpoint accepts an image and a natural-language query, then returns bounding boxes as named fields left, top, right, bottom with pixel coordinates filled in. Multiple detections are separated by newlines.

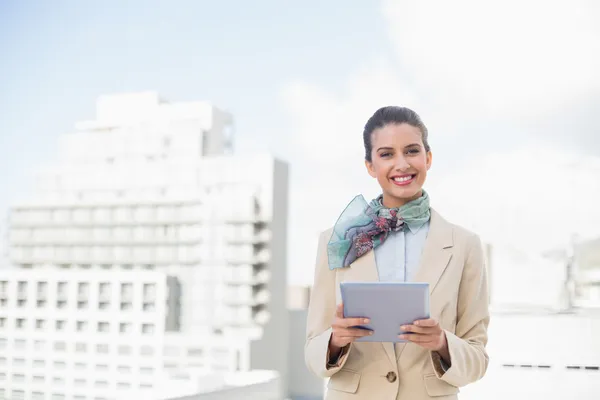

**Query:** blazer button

left=386, top=371, right=397, bottom=383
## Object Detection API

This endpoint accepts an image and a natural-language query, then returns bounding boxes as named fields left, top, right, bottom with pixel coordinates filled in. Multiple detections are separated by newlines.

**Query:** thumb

left=336, top=302, right=344, bottom=318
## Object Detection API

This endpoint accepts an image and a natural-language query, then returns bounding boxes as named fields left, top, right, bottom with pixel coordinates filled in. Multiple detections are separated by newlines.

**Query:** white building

left=0, top=269, right=173, bottom=400
left=0, top=92, right=289, bottom=400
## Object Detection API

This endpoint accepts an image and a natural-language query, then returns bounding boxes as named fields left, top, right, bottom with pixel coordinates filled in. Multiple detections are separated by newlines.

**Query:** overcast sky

left=1, top=0, right=599, bottom=285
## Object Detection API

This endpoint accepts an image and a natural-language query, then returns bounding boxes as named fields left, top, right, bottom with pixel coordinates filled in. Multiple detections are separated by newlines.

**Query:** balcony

left=253, top=289, right=270, bottom=304
left=98, top=292, right=111, bottom=301
left=253, top=310, right=270, bottom=325
left=222, top=295, right=258, bottom=307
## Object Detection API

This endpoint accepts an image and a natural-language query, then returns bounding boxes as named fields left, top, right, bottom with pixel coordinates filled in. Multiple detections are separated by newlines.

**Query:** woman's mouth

left=390, top=175, right=415, bottom=186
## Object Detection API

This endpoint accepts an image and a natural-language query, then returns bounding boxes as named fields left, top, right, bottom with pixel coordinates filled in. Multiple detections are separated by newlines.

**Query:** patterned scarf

left=327, top=191, right=431, bottom=270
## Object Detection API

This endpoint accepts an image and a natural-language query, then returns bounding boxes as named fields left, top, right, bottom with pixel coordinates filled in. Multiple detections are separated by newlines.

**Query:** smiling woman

left=304, top=106, right=490, bottom=400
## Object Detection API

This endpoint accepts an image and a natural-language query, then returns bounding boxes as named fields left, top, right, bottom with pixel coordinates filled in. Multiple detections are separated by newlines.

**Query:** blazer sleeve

left=430, top=232, right=490, bottom=386
left=305, top=230, right=352, bottom=378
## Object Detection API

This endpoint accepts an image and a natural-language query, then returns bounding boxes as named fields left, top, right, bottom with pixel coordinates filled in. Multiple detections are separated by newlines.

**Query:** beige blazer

left=305, top=209, right=490, bottom=400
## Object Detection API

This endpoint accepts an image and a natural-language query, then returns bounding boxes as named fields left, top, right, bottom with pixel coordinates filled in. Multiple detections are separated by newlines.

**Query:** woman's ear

left=426, top=151, right=432, bottom=170
left=365, top=159, right=377, bottom=178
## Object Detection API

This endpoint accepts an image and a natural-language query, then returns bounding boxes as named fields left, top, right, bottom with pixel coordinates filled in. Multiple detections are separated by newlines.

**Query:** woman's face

left=365, top=123, right=432, bottom=208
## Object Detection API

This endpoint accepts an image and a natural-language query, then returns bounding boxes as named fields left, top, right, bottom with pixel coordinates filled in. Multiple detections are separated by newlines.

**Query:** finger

left=336, top=303, right=344, bottom=318
left=413, top=318, right=438, bottom=328
left=399, top=333, right=437, bottom=344
left=400, top=324, right=437, bottom=334
left=337, top=328, right=374, bottom=338
left=341, top=317, right=370, bottom=328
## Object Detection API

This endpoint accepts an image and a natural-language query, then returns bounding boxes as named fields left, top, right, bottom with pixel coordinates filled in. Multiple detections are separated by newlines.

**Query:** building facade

left=0, top=92, right=289, bottom=400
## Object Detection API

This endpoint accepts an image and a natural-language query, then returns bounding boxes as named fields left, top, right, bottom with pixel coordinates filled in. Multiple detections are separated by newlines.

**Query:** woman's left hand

left=399, top=318, right=447, bottom=351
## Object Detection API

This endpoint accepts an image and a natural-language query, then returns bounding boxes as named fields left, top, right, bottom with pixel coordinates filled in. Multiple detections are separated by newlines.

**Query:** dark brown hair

left=363, top=106, right=430, bottom=162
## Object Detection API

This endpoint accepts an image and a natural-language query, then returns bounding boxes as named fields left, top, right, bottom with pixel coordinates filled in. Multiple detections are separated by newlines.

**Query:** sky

left=1, top=0, right=599, bottom=285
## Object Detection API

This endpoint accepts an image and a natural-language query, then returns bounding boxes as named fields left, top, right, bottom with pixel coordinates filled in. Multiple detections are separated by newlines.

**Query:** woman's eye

left=406, top=148, right=420, bottom=155
left=379, top=152, right=392, bottom=158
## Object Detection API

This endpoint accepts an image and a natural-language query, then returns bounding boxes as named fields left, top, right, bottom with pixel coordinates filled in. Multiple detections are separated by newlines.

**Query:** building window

left=53, top=361, right=66, bottom=369
left=76, top=321, right=87, bottom=332
left=0, top=372, right=5, bottom=380
left=74, top=362, right=86, bottom=369
left=78, top=282, right=89, bottom=296
left=0, top=338, right=6, bottom=349
left=140, top=367, right=154, bottom=375
left=56, top=320, right=66, bottom=331
left=117, top=365, right=131, bottom=373
left=78, top=301, right=88, bottom=309
left=35, top=319, right=45, bottom=330
left=96, top=344, right=109, bottom=354
left=188, top=348, right=204, bottom=357
left=120, top=283, right=133, bottom=297
left=75, top=342, right=87, bottom=353
left=0, top=317, right=6, bottom=328
left=94, top=380, right=108, bottom=388
left=17, top=281, right=27, bottom=294
left=34, top=340, right=45, bottom=350
left=118, top=345, right=132, bottom=355
left=13, top=373, right=25, bottom=382
left=51, top=394, right=65, bottom=400
left=16, top=318, right=26, bottom=329
left=140, top=383, right=153, bottom=389
left=0, top=299, right=7, bottom=307
left=56, top=300, right=67, bottom=309
left=57, top=281, right=68, bottom=295
left=143, top=283, right=155, bottom=297
left=119, top=322, right=131, bottom=333
left=117, top=382, right=131, bottom=389
left=97, top=322, right=109, bottom=333
left=37, top=300, right=46, bottom=307
left=17, top=299, right=26, bottom=307
left=141, top=323, right=155, bottom=335
left=165, top=347, right=179, bottom=357
left=95, top=364, right=108, bottom=371
left=74, top=378, right=86, bottom=387
left=14, top=339, right=26, bottom=349
left=120, top=302, right=132, bottom=311
left=13, top=358, right=25, bottom=367
left=37, top=281, right=47, bottom=294
left=33, top=360, right=45, bottom=368
left=99, top=282, right=111, bottom=296
left=143, top=302, right=155, bottom=311
left=53, top=376, right=65, bottom=385
left=12, top=390, right=25, bottom=399
left=32, top=392, right=45, bottom=400
left=32, top=375, right=44, bottom=383
left=140, top=346, right=154, bottom=356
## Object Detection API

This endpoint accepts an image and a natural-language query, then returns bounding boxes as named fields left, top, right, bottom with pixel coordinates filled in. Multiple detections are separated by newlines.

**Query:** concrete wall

left=288, top=309, right=324, bottom=400
left=250, top=159, right=290, bottom=394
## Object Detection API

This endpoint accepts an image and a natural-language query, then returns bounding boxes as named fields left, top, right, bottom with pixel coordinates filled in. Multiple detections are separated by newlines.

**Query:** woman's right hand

left=329, top=303, right=373, bottom=351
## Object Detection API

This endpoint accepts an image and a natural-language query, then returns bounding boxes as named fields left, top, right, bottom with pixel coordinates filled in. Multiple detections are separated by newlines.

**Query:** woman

left=305, top=106, right=490, bottom=399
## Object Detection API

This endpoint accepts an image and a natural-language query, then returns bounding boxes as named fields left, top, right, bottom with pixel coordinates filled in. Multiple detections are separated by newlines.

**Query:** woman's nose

left=394, top=158, right=411, bottom=171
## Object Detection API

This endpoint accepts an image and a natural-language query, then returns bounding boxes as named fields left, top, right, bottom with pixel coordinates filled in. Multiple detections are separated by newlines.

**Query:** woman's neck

left=381, top=190, right=423, bottom=209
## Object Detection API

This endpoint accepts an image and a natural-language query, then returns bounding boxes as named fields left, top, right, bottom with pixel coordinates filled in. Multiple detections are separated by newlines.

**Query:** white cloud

left=427, top=145, right=600, bottom=253
left=283, top=1, right=600, bottom=285
left=382, top=0, right=600, bottom=119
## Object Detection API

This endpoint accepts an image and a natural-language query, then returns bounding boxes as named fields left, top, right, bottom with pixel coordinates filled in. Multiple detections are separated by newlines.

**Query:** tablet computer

left=340, top=281, right=430, bottom=343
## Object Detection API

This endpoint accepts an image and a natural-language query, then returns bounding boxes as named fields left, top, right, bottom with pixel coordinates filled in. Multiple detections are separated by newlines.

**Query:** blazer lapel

left=395, top=209, right=454, bottom=361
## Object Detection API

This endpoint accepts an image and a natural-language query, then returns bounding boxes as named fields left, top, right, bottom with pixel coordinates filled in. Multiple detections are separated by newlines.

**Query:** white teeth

left=393, top=176, right=413, bottom=182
